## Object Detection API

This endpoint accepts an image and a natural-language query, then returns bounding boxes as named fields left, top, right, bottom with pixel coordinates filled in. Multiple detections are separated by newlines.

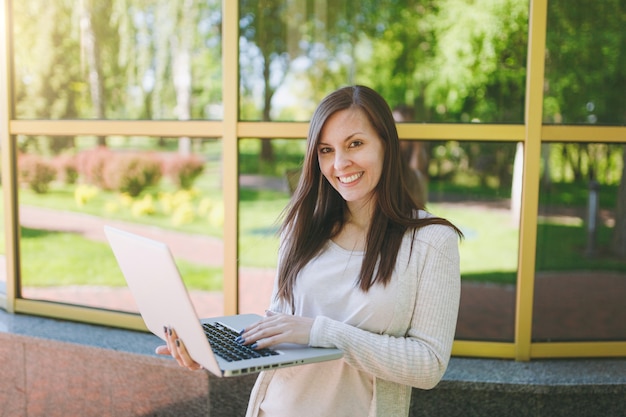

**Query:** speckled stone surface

left=0, top=331, right=211, bottom=416
left=2, top=309, right=625, bottom=417
left=0, top=310, right=216, bottom=416
left=0, top=308, right=162, bottom=356
left=411, top=357, right=626, bottom=417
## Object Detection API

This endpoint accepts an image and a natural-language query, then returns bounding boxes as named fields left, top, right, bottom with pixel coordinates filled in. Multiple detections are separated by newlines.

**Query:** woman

left=160, top=85, right=462, bottom=417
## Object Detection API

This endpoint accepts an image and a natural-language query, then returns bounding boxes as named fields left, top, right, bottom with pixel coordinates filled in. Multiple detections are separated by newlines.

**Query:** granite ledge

left=2, top=308, right=625, bottom=394
left=443, top=357, right=626, bottom=393
left=0, top=308, right=162, bottom=356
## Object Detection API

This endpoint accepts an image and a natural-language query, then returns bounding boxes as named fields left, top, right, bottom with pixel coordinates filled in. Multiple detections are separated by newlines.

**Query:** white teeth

left=338, top=172, right=362, bottom=184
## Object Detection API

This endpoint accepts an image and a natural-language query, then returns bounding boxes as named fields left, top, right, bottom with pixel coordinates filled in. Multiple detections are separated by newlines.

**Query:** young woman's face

left=317, top=107, right=385, bottom=210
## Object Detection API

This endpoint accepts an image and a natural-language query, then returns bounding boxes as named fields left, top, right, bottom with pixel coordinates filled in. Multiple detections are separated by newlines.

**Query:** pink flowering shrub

left=76, top=147, right=113, bottom=189
left=18, top=153, right=57, bottom=194
left=54, top=154, right=79, bottom=185
left=164, top=154, right=205, bottom=189
left=104, top=152, right=163, bottom=197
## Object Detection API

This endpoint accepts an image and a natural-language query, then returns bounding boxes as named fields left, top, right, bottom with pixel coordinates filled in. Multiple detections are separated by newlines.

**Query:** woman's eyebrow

left=318, top=132, right=364, bottom=146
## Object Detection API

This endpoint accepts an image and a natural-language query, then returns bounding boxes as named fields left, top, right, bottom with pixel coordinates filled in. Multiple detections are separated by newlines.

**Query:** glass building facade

left=1, top=0, right=624, bottom=360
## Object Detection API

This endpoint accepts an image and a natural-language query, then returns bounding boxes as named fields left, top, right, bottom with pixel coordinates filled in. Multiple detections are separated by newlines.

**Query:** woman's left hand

left=238, top=311, right=314, bottom=349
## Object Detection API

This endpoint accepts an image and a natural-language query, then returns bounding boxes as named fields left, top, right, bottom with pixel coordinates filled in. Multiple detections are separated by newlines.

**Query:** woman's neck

left=346, top=198, right=375, bottom=230
left=331, top=200, right=375, bottom=251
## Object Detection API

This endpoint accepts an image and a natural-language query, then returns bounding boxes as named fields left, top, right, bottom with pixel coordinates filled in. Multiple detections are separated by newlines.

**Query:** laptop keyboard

left=202, top=322, right=279, bottom=362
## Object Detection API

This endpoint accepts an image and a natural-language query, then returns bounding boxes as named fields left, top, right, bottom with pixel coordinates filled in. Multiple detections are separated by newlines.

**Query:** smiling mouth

left=338, top=172, right=363, bottom=184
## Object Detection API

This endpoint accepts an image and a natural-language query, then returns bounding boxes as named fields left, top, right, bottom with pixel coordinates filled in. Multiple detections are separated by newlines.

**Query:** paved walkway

left=18, top=205, right=275, bottom=318
left=14, top=199, right=626, bottom=342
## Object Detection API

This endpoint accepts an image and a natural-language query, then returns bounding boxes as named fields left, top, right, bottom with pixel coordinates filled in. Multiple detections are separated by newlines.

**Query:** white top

left=246, top=212, right=461, bottom=417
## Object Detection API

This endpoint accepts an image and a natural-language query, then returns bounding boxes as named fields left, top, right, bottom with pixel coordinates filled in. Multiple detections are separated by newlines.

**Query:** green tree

left=13, top=0, right=82, bottom=153
left=613, top=146, right=626, bottom=257
left=240, top=0, right=293, bottom=161
left=543, top=0, right=625, bottom=257
left=544, top=0, right=625, bottom=125
left=80, top=0, right=115, bottom=146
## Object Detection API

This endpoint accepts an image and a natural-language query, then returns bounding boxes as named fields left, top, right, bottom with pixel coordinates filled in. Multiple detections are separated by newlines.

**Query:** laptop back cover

left=104, top=225, right=223, bottom=375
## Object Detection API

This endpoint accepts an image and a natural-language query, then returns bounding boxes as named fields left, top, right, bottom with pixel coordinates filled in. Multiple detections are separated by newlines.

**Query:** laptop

left=104, top=225, right=343, bottom=377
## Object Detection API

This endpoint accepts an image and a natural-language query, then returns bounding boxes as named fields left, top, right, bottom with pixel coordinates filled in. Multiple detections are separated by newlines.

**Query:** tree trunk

left=80, top=0, right=106, bottom=146
left=173, top=0, right=194, bottom=156
left=260, top=53, right=274, bottom=162
left=611, top=145, right=626, bottom=257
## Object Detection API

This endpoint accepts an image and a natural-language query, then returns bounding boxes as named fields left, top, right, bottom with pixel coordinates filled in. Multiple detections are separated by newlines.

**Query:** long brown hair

left=276, top=85, right=462, bottom=310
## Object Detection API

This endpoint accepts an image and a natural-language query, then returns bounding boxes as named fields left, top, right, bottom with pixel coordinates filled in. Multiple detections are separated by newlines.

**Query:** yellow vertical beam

left=0, top=0, right=20, bottom=313
left=515, top=0, right=548, bottom=361
left=222, top=0, right=239, bottom=315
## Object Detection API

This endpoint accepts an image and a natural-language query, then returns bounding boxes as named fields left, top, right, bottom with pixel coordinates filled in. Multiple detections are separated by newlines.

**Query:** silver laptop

left=104, top=225, right=343, bottom=377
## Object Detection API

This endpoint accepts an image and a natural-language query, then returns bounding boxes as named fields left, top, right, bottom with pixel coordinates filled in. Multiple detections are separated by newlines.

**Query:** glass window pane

left=12, top=1, right=222, bottom=121
left=239, top=0, right=528, bottom=123
left=238, top=138, right=301, bottom=314
left=534, top=143, right=626, bottom=341
left=544, top=1, right=625, bottom=125
left=0, top=189, right=4, bottom=295
left=17, top=135, right=223, bottom=316
left=427, top=141, right=520, bottom=342
left=237, top=137, right=521, bottom=341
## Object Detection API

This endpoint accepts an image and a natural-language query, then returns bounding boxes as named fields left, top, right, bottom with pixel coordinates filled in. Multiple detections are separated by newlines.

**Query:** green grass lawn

left=3, top=178, right=623, bottom=290
left=19, top=227, right=223, bottom=291
left=430, top=203, right=520, bottom=284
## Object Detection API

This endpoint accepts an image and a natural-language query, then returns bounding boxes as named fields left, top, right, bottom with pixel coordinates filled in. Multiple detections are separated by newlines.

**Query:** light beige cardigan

left=246, top=219, right=461, bottom=417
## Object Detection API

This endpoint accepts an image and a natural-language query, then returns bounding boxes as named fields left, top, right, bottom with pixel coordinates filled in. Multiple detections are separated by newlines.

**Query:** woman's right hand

left=155, top=326, right=203, bottom=371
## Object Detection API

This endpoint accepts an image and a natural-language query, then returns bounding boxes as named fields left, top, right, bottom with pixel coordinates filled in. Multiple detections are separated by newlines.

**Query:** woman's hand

left=238, top=311, right=314, bottom=350
left=155, top=326, right=203, bottom=371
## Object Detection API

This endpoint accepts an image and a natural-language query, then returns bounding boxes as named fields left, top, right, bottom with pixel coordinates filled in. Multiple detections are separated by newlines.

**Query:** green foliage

left=544, top=0, right=625, bottom=124
left=539, top=181, right=618, bottom=211
left=545, top=143, right=624, bottom=185
left=239, top=138, right=306, bottom=176
left=13, top=0, right=223, bottom=122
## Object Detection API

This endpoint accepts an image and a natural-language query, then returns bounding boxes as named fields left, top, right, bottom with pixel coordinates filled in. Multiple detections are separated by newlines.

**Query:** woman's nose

left=334, top=150, right=351, bottom=170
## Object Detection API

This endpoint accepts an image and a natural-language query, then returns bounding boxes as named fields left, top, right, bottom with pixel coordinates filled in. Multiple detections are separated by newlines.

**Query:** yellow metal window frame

left=1, top=0, right=624, bottom=360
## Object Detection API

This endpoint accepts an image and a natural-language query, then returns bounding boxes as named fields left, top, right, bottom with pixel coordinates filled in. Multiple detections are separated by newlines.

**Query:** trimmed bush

left=76, top=147, right=113, bottom=189
left=55, top=154, right=79, bottom=185
left=105, top=152, right=163, bottom=197
left=18, top=153, right=57, bottom=194
left=164, top=154, right=205, bottom=189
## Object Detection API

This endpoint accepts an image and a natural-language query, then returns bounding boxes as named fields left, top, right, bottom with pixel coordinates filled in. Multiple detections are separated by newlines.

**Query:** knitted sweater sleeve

left=309, top=225, right=461, bottom=389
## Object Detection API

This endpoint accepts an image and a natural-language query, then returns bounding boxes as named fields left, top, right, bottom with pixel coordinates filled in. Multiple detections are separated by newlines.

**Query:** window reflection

left=12, top=1, right=222, bottom=121
left=428, top=141, right=521, bottom=342
left=544, top=0, right=625, bottom=125
left=236, top=138, right=521, bottom=340
left=17, top=135, right=224, bottom=315
left=534, top=143, right=626, bottom=341
left=239, top=0, right=528, bottom=123
left=238, top=138, right=299, bottom=314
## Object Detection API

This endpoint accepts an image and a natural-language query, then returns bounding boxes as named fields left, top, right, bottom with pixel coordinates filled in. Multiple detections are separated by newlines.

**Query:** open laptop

left=104, top=225, right=343, bottom=377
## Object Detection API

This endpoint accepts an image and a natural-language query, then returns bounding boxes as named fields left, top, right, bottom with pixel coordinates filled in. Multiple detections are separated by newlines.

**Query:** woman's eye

left=349, top=140, right=363, bottom=148
left=319, top=147, right=332, bottom=154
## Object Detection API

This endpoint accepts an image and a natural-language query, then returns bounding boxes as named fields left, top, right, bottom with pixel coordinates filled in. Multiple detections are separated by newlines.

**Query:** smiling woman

left=317, top=108, right=385, bottom=216
left=161, top=85, right=465, bottom=417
